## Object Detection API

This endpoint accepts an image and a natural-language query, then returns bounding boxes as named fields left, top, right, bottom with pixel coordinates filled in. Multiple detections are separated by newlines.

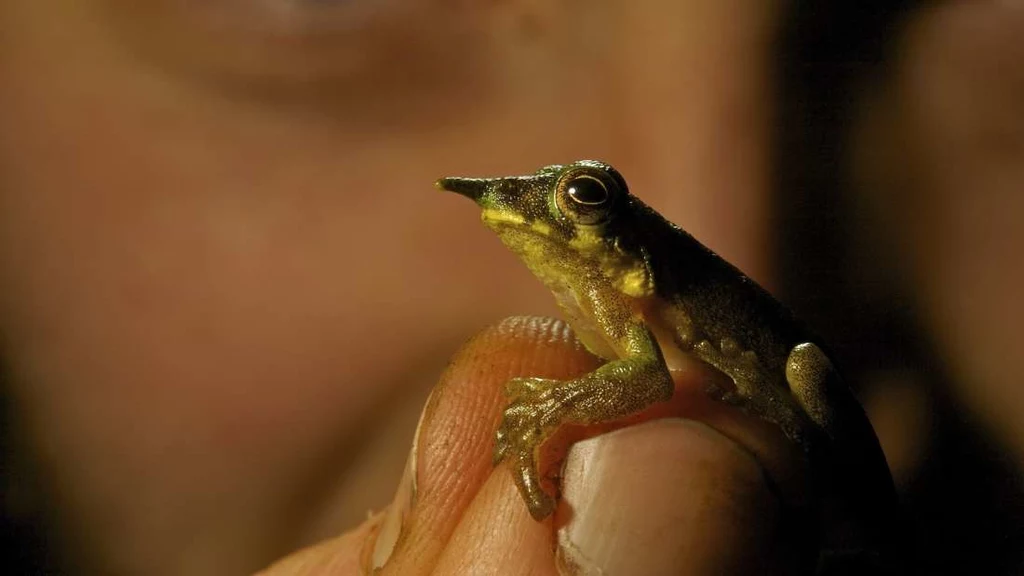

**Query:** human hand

left=261, top=317, right=808, bottom=576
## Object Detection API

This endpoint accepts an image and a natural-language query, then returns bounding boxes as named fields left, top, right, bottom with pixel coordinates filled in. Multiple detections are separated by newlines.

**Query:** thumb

left=260, top=316, right=805, bottom=575
left=258, top=316, right=594, bottom=576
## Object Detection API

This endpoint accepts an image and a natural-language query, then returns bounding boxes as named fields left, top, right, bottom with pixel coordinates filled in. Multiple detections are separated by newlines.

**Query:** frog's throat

left=483, top=216, right=655, bottom=303
left=481, top=209, right=531, bottom=229
left=480, top=209, right=559, bottom=254
left=487, top=224, right=649, bottom=362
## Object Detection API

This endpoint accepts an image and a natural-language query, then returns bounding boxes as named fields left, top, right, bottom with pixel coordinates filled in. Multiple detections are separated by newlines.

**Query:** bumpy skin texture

left=437, top=161, right=903, bottom=573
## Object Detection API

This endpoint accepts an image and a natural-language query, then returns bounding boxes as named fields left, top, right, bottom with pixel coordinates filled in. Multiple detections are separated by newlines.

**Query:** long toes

left=511, top=453, right=555, bottom=520
left=506, top=377, right=559, bottom=399
left=494, top=421, right=517, bottom=464
left=493, top=442, right=508, bottom=465
left=503, top=401, right=532, bottom=422
left=504, top=382, right=525, bottom=399
left=505, top=378, right=537, bottom=398
left=526, top=491, right=555, bottom=520
left=495, top=421, right=535, bottom=464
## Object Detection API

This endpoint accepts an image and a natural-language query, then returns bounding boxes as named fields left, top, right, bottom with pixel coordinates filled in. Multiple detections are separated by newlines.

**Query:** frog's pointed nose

left=435, top=177, right=489, bottom=203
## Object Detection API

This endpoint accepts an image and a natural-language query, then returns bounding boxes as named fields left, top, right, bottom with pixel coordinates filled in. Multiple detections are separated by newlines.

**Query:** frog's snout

left=435, top=177, right=489, bottom=203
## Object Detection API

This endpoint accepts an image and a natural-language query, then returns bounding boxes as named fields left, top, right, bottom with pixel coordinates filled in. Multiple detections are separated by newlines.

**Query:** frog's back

left=629, top=198, right=808, bottom=373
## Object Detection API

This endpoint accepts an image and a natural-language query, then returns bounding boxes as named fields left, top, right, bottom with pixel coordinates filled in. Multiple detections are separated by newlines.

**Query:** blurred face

left=853, top=3, right=1024, bottom=461
left=2, top=1, right=1022, bottom=574
left=0, top=1, right=776, bottom=573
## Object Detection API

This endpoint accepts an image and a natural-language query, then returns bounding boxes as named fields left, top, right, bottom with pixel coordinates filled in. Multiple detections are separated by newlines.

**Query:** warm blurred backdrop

left=1, top=1, right=1021, bottom=574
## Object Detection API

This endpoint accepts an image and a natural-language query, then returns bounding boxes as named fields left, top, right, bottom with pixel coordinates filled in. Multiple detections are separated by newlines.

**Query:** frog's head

left=437, top=160, right=653, bottom=298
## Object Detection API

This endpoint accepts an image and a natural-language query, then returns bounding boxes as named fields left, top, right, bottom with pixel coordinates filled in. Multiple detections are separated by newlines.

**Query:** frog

left=436, top=160, right=903, bottom=573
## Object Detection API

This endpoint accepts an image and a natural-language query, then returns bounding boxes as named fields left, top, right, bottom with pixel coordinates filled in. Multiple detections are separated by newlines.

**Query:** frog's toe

left=504, top=376, right=556, bottom=399
left=524, top=486, right=556, bottom=520
left=494, top=413, right=539, bottom=463
left=511, top=453, right=555, bottom=520
left=494, top=392, right=565, bottom=517
left=493, top=426, right=510, bottom=465
left=495, top=420, right=557, bottom=517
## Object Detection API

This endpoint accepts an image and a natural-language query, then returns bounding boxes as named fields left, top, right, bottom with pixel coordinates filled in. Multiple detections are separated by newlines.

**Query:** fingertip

left=432, top=466, right=559, bottom=576
left=258, top=512, right=383, bottom=576
left=374, top=316, right=597, bottom=574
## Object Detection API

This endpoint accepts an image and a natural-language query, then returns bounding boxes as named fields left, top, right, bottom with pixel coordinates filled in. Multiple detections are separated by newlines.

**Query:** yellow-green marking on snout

left=436, top=160, right=903, bottom=572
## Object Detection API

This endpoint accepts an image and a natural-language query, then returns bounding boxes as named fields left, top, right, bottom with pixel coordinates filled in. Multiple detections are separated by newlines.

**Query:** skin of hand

left=260, top=316, right=807, bottom=576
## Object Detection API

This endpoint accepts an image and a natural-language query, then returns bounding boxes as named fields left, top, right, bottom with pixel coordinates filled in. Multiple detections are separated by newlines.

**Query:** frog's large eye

left=566, top=175, right=609, bottom=206
left=556, top=173, right=618, bottom=225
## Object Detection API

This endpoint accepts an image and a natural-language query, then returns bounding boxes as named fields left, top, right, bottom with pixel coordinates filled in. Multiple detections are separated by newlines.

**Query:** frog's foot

left=695, top=338, right=759, bottom=381
left=694, top=338, right=764, bottom=404
left=493, top=383, right=563, bottom=464
left=493, top=380, right=567, bottom=518
left=495, top=350, right=673, bottom=519
left=695, top=338, right=809, bottom=446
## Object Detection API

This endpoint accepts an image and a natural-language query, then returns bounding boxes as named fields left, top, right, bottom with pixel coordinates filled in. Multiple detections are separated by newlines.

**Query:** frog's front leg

left=495, top=322, right=674, bottom=520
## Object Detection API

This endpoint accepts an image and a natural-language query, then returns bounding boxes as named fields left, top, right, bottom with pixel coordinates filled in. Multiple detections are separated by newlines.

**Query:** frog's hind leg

left=693, top=339, right=810, bottom=447
left=784, top=342, right=840, bottom=437
left=785, top=342, right=905, bottom=573
left=784, top=342, right=896, bottom=489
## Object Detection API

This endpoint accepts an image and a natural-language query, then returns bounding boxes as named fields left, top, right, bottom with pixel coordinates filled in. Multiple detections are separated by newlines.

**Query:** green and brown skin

left=437, top=160, right=902, bottom=572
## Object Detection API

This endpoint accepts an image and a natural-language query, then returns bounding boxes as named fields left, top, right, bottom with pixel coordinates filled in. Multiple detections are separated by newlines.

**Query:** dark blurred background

left=776, top=2, right=1024, bottom=574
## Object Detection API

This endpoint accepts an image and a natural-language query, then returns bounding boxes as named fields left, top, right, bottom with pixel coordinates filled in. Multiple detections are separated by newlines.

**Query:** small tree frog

left=437, top=160, right=902, bottom=572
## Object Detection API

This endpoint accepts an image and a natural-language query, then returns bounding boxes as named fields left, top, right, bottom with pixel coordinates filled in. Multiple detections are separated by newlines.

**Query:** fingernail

left=369, top=392, right=430, bottom=571
left=557, top=419, right=783, bottom=576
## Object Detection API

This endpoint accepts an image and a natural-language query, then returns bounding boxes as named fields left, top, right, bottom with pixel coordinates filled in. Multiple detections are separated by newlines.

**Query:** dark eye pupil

left=566, top=177, right=608, bottom=205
